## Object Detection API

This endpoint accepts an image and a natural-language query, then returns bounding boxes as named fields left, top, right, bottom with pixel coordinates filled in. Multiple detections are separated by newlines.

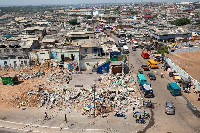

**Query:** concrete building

left=153, top=29, right=192, bottom=41
left=68, top=9, right=93, bottom=16
left=93, top=9, right=104, bottom=16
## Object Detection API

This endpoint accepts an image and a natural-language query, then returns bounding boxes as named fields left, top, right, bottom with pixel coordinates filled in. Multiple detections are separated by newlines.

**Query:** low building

left=24, top=27, right=46, bottom=38
left=142, top=14, right=154, bottom=22
left=0, top=56, right=29, bottom=68
left=68, top=9, right=93, bottom=16
left=93, top=9, right=104, bottom=16
left=153, top=29, right=192, bottom=41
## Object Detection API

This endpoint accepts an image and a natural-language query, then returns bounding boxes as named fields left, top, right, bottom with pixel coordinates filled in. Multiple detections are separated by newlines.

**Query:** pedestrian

left=133, top=106, right=135, bottom=111
left=65, top=114, right=67, bottom=123
left=184, top=88, right=187, bottom=93
left=188, top=87, right=190, bottom=94
left=143, top=110, right=145, bottom=116
left=134, top=113, right=137, bottom=118
left=139, top=114, right=141, bottom=119
left=161, top=73, right=163, bottom=78
left=45, top=112, right=48, bottom=119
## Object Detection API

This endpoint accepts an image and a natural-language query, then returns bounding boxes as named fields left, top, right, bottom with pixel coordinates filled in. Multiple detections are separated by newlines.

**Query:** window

left=24, top=60, right=27, bottom=65
left=84, top=48, right=88, bottom=53
left=4, top=61, right=7, bottom=65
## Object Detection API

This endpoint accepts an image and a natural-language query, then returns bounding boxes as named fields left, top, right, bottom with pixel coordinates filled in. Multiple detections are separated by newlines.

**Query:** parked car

left=132, top=46, right=136, bottom=51
left=138, top=69, right=143, bottom=74
left=185, top=44, right=193, bottom=47
left=165, top=102, right=175, bottom=115
left=141, top=64, right=150, bottom=71
left=147, top=73, right=156, bottom=80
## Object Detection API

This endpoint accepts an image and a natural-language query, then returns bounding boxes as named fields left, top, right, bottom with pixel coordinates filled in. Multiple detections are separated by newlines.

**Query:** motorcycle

left=136, top=118, right=146, bottom=124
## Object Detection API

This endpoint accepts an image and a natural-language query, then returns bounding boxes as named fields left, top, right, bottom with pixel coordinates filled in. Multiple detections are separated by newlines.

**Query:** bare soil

left=166, top=50, right=200, bottom=82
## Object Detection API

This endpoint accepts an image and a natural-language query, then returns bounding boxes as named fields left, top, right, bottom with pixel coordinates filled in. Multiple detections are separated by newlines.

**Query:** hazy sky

left=0, top=0, right=198, bottom=6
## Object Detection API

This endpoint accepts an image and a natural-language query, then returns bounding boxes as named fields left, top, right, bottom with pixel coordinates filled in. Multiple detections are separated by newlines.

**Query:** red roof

left=144, top=8, right=150, bottom=11
left=183, top=9, right=194, bottom=11
left=142, top=15, right=153, bottom=18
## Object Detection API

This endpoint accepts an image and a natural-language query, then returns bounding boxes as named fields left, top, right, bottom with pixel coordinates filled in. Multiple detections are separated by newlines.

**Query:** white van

left=123, top=45, right=129, bottom=54
left=132, top=40, right=139, bottom=48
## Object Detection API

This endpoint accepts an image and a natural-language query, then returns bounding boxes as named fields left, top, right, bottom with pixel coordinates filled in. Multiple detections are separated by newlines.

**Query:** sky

left=0, top=0, right=198, bottom=6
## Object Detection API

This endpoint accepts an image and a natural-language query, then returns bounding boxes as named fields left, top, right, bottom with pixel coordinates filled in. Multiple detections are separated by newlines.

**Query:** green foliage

left=0, top=6, right=54, bottom=16
left=68, top=19, right=77, bottom=25
left=86, top=15, right=92, bottom=19
left=131, top=11, right=138, bottom=15
left=194, top=21, right=200, bottom=25
left=171, top=18, right=190, bottom=26
left=157, top=46, right=169, bottom=55
left=153, top=15, right=157, bottom=18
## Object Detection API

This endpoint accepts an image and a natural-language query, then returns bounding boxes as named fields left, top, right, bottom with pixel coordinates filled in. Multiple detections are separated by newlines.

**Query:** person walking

left=45, top=112, right=48, bottom=119
left=188, top=87, right=190, bottom=94
left=161, top=72, right=163, bottom=78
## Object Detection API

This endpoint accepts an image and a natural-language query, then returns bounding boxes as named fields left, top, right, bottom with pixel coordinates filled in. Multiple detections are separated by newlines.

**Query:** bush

left=131, top=11, right=138, bottom=15
left=157, top=46, right=169, bottom=55
left=86, top=15, right=92, bottom=19
left=171, top=18, right=190, bottom=26
left=68, top=19, right=78, bottom=25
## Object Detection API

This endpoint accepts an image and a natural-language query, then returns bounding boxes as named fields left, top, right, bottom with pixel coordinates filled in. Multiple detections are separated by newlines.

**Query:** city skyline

left=0, top=0, right=198, bottom=6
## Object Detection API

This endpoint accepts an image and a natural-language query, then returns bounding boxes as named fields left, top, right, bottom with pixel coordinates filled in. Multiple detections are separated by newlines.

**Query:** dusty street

left=127, top=43, right=200, bottom=133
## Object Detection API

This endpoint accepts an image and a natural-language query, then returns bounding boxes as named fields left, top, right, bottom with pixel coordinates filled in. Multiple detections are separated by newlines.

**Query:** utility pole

left=93, top=83, right=96, bottom=117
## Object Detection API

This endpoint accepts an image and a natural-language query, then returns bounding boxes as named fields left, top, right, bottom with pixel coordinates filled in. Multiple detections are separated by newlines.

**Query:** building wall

left=79, top=58, right=107, bottom=71
left=56, top=51, right=79, bottom=62
left=0, top=59, right=29, bottom=68
left=93, top=10, right=104, bottom=16
left=114, top=25, right=132, bottom=30
left=68, top=10, right=92, bottom=15
left=154, top=33, right=192, bottom=40
left=37, top=51, right=50, bottom=64
left=80, top=47, right=93, bottom=54
left=0, top=48, right=24, bottom=56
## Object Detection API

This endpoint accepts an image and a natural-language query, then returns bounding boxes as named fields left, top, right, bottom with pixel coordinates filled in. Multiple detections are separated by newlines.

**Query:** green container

left=1, top=76, right=18, bottom=85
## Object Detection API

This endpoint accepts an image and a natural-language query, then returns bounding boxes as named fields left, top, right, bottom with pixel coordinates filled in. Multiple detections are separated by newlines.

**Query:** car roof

left=169, top=82, right=180, bottom=89
left=148, top=73, right=153, bottom=74
left=166, top=102, right=174, bottom=107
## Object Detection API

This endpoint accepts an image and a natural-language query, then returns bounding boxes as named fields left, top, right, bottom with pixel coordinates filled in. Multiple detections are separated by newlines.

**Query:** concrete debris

left=3, top=63, right=144, bottom=119
left=18, top=71, right=45, bottom=80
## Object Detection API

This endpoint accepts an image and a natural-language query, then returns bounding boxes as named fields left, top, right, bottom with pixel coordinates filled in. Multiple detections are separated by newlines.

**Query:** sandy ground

left=167, top=50, right=200, bottom=110
left=167, top=50, right=200, bottom=82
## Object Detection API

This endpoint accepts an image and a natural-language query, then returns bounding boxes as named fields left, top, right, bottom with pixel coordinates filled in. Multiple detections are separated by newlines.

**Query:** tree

left=153, top=15, right=157, bottom=18
left=157, top=46, right=169, bottom=56
left=68, top=19, right=77, bottom=25
left=131, top=11, right=138, bottom=15
left=86, top=15, right=92, bottom=19
left=171, top=18, right=190, bottom=26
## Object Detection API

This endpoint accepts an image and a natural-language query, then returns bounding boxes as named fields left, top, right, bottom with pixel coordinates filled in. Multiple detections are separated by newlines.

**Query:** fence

left=171, top=46, right=200, bottom=53
left=164, top=56, right=200, bottom=118
left=164, top=57, right=200, bottom=92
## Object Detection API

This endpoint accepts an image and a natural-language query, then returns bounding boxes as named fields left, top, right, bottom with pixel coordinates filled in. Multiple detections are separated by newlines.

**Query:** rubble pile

left=2, top=64, right=144, bottom=118
left=9, top=89, right=40, bottom=109
left=18, top=71, right=45, bottom=80
left=25, top=73, right=143, bottom=117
